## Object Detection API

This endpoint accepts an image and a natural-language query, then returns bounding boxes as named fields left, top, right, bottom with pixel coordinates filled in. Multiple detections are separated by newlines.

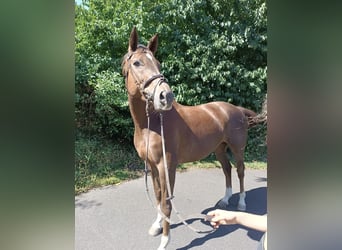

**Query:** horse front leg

left=156, top=162, right=176, bottom=250
left=149, top=165, right=163, bottom=236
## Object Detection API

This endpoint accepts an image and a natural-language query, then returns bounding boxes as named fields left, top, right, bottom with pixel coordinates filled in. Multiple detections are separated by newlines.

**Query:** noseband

left=141, top=74, right=165, bottom=90
left=141, top=74, right=168, bottom=102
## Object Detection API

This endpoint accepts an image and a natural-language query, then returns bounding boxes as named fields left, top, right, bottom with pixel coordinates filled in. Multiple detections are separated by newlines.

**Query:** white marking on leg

left=152, top=205, right=163, bottom=228
left=157, top=234, right=170, bottom=250
left=221, top=187, right=232, bottom=205
left=237, top=191, right=246, bottom=211
left=149, top=205, right=163, bottom=236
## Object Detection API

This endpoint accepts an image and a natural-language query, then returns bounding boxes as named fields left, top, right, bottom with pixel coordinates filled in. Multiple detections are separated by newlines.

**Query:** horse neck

left=128, top=95, right=148, bottom=130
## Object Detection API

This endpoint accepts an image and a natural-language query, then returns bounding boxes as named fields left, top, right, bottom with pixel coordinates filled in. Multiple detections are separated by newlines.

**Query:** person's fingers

left=210, top=221, right=219, bottom=228
left=210, top=216, right=220, bottom=222
left=206, top=210, right=221, bottom=221
left=205, top=215, right=213, bottom=222
left=207, top=210, right=217, bottom=216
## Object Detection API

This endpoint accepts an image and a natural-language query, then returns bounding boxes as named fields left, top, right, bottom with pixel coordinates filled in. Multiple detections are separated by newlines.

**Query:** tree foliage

left=75, top=0, right=267, bottom=159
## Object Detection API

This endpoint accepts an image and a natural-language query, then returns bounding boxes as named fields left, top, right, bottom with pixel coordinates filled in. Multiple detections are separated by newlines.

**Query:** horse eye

left=133, top=60, right=141, bottom=67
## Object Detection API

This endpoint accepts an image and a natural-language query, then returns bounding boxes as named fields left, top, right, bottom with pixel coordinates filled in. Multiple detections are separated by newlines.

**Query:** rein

left=143, top=101, right=216, bottom=234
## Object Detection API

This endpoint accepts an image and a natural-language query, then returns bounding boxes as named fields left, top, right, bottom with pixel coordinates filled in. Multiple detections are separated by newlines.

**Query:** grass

left=75, top=136, right=267, bottom=195
left=179, top=159, right=267, bottom=170
left=75, top=136, right=143, bottom=194
left=178, top=153, right=267, bottom=171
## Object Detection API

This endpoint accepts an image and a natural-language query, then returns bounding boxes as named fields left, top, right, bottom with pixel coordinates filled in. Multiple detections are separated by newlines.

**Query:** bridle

left=124, top=50, right=168, bottom=104
left=141, top=74, right=168, bottom=102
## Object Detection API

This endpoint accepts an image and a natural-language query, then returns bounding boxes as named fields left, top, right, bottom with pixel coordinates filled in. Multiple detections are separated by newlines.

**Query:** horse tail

left=237, top=107, right=259, bottom=128
left=238, top=97, right=267, bottom=128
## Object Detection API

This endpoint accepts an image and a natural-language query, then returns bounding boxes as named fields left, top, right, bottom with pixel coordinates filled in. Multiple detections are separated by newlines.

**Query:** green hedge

left=75, top=0, right=267, bottom=159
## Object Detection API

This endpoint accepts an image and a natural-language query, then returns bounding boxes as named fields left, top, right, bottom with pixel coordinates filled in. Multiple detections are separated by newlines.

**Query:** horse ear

left=147, top=34, right=158, bottom=55
left=129, top=26, right=138, bottom=52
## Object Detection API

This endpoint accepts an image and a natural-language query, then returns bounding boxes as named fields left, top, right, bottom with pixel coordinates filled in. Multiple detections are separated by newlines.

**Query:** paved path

left=75, top=168, right=267, bottom=250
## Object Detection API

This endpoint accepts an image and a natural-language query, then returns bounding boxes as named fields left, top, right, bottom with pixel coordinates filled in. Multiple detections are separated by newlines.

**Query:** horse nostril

left=159, top=91, right=174, bottom=106
left=166, top=92, right=174, bottom=103
left=160, top=91, right=166, bottom=103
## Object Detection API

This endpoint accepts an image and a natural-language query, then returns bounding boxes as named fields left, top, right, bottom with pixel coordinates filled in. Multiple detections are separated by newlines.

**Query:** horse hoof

left=149, top=225, right=162, bottom=236
left=215, top=199, right=229, bottom=209
left=237, top=203, right=246, bottom=211
left=157, top=235, right=169, bottom=250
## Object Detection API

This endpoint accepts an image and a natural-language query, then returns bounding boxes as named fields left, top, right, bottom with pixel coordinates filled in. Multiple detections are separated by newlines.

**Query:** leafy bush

left=75, top=135, right=142, bottom=193
left=75, top=0, right=267, bottom=160
left=89, top=70, right=132, bottom=138
left=155, top=0, right=267, bottom=111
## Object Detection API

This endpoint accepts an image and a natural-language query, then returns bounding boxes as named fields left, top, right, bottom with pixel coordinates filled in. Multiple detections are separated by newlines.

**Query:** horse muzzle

left=142, top=74, right=174, bottom=111
left=153, top=87, right=174, bottom=111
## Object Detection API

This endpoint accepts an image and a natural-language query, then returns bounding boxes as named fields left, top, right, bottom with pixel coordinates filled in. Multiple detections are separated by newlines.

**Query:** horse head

left=122, top=27, right=174, bottom=112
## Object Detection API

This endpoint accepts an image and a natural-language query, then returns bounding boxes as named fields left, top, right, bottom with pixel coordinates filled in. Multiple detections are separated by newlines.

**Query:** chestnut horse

left=122, top=27, right=257, bottom=250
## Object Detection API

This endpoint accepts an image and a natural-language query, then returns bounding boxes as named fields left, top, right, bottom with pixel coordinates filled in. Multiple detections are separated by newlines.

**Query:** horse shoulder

left=133, top=132, right=145, bottom=159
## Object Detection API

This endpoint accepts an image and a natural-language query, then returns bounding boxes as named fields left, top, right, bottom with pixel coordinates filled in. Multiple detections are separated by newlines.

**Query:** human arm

left=206, top=209, right=267, bottom=232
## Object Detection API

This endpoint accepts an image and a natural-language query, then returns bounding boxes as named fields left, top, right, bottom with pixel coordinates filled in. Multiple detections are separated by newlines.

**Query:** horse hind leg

left=215, top=143, right=233, bottom=207
left=232, top=149, right=247, bottom=211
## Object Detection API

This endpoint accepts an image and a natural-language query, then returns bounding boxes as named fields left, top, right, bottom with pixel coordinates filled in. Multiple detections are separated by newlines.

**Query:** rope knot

left=166, top=195, right=175, bottom=201
left=145, top=100, right=150, bottom=117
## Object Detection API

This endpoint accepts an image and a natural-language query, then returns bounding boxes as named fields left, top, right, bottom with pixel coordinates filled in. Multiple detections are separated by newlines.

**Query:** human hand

left=206, top=209, right=238, bottom=229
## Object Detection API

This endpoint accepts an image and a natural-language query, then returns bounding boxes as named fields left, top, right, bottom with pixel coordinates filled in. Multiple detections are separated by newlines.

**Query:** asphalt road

left=75, top=168, right=267, bottom=250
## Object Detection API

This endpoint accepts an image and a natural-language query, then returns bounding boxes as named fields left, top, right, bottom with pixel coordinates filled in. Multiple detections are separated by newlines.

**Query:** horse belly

left=177, top=135, right=221, bottom=163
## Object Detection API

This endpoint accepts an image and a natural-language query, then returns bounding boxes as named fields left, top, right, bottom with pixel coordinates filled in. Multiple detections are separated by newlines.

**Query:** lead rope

left=143, top=99, right=215, bottom=234
left=159, top=113, right=216, bottom=234
left=144, top=101, right=172, bottom=224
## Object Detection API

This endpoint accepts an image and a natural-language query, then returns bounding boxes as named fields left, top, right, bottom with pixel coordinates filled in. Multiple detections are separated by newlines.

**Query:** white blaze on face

left=146, top=52, right=160, bottom=73
left=146, top=53, right=153, bottom=61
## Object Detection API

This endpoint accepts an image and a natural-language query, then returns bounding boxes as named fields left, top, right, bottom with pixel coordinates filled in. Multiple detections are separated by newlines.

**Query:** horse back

left=165, top=101, right=249, bottom=163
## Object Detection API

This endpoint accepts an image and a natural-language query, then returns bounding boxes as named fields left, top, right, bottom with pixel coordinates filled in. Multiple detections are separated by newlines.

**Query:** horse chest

left=133, top=133, right=147, bottom=159
left=133, top=130, right=164, bottom=163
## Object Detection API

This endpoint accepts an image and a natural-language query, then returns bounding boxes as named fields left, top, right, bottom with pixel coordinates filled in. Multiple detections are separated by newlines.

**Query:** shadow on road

left=173, top=186, right=267, bottom=249
left=75, top=198, right=102, bottom=209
